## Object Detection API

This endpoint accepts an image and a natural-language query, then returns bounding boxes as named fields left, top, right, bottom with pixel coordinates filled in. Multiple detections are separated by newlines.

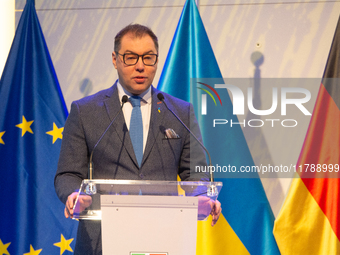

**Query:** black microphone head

left=122, top=95, right=128, bottom=103
left=157, top=93, right=165, bottom=101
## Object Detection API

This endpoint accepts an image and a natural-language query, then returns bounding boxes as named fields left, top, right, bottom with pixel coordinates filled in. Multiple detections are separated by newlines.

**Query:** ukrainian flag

left=158, top=0, right=280, bottom=254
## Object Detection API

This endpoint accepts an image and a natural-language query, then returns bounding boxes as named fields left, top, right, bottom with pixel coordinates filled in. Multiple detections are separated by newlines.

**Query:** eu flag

left=0, top=0, right=78, bottom=254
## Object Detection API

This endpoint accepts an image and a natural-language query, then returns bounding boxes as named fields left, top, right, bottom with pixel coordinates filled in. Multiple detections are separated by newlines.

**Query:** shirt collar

left=117, top=80, right=152, bottom=105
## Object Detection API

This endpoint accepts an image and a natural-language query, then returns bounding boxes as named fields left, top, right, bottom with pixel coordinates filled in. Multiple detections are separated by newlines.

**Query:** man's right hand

left=64, top=192, right=92, bottom=219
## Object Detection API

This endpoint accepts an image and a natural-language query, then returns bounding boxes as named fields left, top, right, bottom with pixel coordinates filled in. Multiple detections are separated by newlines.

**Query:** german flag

left=273, top=16, right=340, bottom=254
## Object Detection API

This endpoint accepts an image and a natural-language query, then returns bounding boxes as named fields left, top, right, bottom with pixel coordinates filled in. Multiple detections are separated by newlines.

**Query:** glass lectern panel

left=73, top=179, right=222, bottom=221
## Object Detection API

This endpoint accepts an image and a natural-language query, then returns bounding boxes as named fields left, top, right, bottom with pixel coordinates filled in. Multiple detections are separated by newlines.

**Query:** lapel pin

left=158, top=107, right=161, bottom=113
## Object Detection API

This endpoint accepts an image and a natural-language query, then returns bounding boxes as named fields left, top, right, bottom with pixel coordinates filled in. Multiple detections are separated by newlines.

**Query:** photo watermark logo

left=196, top=79, right=313, bottom=128
left=197, top=82, right=223, bottom=115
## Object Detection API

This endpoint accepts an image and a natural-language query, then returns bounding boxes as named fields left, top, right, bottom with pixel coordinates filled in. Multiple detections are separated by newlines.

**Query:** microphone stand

left=86, top=95, right=128, bottom=195
left=157, top=93, right=218, bottom=197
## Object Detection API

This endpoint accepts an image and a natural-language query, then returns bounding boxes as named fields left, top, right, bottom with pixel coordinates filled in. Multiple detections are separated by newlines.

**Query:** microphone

left=86, top=95, right=128, bottom=194
left=157, top=93, right=217, bottom=196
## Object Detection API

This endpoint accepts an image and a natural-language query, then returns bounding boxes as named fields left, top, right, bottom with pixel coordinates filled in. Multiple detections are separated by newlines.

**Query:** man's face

left=112, top=33, right=158, bottom=95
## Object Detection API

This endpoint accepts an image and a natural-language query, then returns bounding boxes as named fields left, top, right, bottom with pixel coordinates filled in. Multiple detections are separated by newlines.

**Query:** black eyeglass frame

left=116, top=52, right=158, bottom=66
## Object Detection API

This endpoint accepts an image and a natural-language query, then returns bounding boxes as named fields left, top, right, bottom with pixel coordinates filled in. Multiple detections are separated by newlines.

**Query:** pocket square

left=164, top=128, right=180, bottom=139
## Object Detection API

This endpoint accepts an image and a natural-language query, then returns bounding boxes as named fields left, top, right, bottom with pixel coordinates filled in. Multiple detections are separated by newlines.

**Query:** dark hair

left=114, top=24, right=158, bottom=53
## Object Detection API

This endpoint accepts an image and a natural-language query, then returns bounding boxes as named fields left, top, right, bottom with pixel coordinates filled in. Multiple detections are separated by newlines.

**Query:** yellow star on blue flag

left=53, top=234, right=74, bottom=255
left=0, top=131, right=5, bottom=145
left=15, top=116, right=34, bottom=136
left=23, top=245, right=42, bottom=255
left=0, top=239, right=10, bottom=255
left=46, top=123, right=64, bottom=144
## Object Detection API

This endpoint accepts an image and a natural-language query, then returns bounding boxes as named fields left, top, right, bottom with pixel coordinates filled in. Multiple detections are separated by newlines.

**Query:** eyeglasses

left=116, top=52, right=158, bottom=66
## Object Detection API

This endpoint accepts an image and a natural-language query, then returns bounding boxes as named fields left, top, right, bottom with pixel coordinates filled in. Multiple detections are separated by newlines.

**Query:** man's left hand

left=210, top=200, right=221, bottom=226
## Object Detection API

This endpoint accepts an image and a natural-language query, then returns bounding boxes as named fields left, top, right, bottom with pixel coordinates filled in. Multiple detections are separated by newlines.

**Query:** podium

left=73, top=179, right=222, bottom=255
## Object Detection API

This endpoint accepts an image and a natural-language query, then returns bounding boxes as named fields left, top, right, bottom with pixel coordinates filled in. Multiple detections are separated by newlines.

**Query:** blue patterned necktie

left=129, top=96, right=143, bottom=167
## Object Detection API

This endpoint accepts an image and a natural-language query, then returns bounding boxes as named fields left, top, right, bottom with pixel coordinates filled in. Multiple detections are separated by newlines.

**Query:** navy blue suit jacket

left=55, top=82, right=208, bottom=254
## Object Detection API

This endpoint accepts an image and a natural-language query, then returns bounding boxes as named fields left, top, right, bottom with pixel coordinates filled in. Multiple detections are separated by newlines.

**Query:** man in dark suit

left=55, top=24, right=221, bottom=254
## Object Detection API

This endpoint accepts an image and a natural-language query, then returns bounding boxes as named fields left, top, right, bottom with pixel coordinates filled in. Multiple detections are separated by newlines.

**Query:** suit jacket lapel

left=142, top=87, right=166, bottom=166
left=104, top=83, right=139, bottom=167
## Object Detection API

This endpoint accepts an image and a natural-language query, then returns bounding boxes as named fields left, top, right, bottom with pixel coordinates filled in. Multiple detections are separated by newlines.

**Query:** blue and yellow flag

left=158, top=0, right=280, bottom=254
left=0, top=0, right=78, bottom=254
